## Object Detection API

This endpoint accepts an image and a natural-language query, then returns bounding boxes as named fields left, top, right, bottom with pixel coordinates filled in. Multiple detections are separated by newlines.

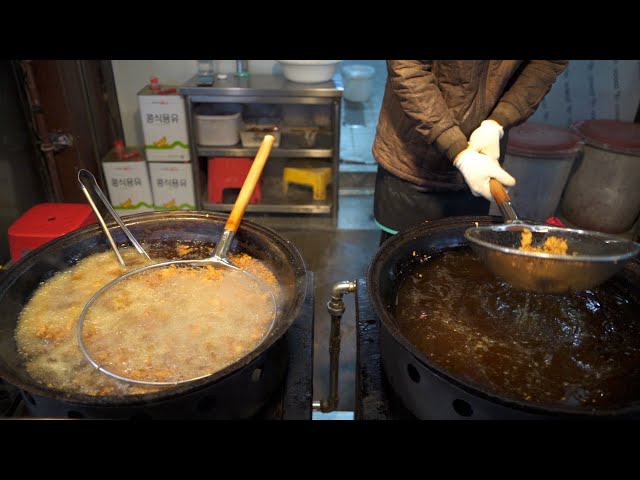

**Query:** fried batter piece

left=176, top=244, right=194, bottom=257
left=230, top=253, right=278, bottom=288
left=519, top=228, right=568, bottom=255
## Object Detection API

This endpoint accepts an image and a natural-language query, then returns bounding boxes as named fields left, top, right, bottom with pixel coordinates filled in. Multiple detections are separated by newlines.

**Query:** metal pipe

left=313, top=280, right=357, bottom=413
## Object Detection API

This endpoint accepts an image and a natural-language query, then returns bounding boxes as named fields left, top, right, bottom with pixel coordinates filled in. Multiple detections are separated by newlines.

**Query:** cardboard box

left=148, top=162, right=196, bottom=210
left=102, top=147, right=154, bottom=216
left=138, top=85, right=190, bottom=162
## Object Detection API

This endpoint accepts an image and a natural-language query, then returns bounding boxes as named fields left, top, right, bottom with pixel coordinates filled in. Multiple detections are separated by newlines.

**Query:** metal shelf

left=202, top=201, right=331, bottom=215
left=183, top=75, right=342, bottom=227
left=201, top=176, right=333, bottom=215
left=181, top=74, right=344, bottom=100
left=197, top=132, right=333, bottom=158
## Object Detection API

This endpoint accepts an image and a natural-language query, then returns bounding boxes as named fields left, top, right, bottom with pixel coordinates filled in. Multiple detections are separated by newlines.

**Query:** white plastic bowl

left=277, top=60, right=341, bottom=84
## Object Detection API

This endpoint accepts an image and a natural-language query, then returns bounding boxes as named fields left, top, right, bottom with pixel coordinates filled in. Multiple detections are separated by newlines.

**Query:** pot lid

left=571, top=119, right=640, bottom=156
left=506, top=122, right=584, bottom=157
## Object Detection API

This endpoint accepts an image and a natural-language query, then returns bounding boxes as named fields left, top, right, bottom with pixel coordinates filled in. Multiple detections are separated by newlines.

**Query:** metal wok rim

left=464, top=222, right=640, bottom=264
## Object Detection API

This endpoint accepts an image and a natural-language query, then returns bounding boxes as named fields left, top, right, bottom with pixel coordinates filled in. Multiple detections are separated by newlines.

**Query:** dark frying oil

left=393, top=247, right=640, bottom=410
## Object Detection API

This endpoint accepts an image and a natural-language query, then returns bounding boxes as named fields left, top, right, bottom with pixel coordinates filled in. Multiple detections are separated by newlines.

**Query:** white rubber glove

left=453, top=148, right=516, bottom=201
left=468, top=119, right=503, bottom=163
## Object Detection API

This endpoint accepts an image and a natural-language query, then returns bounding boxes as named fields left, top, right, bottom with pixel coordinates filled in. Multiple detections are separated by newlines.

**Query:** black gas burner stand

left=355, top=279, right=416, bottom=420
left=256, top=271, right=314, bottom=419
left=1, top=273, right=315, bottom=420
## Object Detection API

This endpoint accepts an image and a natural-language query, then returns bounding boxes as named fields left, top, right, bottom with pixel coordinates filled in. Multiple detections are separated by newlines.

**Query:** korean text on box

left=102, top=160, right=154, bottom=216
left=138, top=85, right=190, bottom=162
left=148, top=162, right=196, bottom=210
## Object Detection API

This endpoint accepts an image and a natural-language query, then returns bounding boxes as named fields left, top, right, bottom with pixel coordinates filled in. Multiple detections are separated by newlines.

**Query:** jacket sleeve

left=387, top=60, right=469, bottom=161
left=488, top=60, right=569, bottom=129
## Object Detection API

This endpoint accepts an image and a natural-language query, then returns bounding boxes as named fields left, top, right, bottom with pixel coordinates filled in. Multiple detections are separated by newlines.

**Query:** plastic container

left=240, top=119, right=281, bottom=148
left=194, top=103, right=242, bottom=146
left=197, top=60, right=214, bottom=77
left=561, top=119, right=640, bottom=233
left=281, top=125, right=319, bottom=147
left=342, top=64, right=375, bottom=102
left=277, top=60, right=341, bottom=83
left=490, top=122, right=583, bottom=222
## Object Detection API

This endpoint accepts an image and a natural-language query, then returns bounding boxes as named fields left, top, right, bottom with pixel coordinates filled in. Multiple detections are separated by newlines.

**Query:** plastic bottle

left=114, top=140, right=125, bottom=160
left=197, top=60, right=215, bottom=86
left=235, top=60, right=249, bottom=78
left=150, top=76, right=160, bottom=93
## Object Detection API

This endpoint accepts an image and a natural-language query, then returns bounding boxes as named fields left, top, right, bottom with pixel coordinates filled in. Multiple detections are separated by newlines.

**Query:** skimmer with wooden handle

left=77, top=135, right=278, bottom=386
left=465, top=179, right=640, bottom=294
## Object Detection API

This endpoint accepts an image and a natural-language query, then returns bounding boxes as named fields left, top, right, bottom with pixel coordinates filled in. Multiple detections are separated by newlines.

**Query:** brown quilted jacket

left=372, top=60, right=569, bottom=190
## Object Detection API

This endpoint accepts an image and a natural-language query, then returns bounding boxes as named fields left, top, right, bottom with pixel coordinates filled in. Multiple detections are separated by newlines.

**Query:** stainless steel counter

left=180, top=74, right=343, bottom=99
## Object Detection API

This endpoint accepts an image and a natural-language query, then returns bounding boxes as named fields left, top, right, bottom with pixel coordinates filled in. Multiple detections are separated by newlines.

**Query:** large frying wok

left=367, top=215, right=640, bottom=419
left=0, top=211, right=307, bottom=419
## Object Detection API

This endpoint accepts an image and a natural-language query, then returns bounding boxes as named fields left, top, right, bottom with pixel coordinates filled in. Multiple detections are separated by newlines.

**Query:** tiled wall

left=529, top=60, right=640, bottom=127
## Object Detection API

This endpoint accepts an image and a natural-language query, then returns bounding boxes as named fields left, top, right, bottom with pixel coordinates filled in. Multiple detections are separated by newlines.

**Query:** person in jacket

left=373, top=60, right=569, bottom=244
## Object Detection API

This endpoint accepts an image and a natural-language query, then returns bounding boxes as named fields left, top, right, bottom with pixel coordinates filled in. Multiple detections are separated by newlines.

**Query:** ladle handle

left=490, top=178, right=519, bottom=222
left=78, top=169, right=151, bottom=265
left=224, top=135, right=275, bottom=233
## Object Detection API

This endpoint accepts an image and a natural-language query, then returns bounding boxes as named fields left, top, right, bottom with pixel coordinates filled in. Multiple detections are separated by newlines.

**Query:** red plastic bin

left=8, top=203, right=97, bottom=263
left=207, top=157, right=262, bottom=204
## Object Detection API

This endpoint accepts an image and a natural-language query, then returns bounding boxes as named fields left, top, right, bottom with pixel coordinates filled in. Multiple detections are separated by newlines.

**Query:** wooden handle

left=224, top=135, right=275, bottom=232
left=489, top=178, right=511, bottom=206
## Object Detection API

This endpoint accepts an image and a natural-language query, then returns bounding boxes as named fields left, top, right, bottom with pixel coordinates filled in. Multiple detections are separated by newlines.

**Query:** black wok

left=367, top=215, right=640, bottom=419
left=0, top=211, right=307, bottom=419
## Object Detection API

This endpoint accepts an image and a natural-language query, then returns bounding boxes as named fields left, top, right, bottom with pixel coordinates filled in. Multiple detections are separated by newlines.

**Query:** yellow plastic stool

left=283, top=167, right=332, bottom=201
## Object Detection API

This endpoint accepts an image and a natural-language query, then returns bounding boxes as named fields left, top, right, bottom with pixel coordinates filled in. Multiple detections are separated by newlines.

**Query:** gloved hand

left=453, top=148, right=516, bottom=201
left=468, top=119, right=503, bottom=163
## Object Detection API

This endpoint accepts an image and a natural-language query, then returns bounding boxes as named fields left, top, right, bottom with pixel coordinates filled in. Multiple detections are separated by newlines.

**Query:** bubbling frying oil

left=82, top=263, right=275, bottom=384
left=393, top=248, right=640, bottom=410
left=15, top=244, right=280, bottom=396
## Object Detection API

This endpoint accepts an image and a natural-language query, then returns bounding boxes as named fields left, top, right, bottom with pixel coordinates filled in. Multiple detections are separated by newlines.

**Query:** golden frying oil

left=16, top=243, right=279, bottom=396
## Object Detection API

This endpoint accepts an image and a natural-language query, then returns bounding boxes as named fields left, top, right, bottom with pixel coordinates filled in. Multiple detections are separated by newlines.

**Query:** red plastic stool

left=207, top=157, right=262, bottom=204
left=8, top=203, right=97, bottom=263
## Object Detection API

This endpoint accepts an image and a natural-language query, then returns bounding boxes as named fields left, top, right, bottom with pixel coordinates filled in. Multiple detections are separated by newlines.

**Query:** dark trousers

left=375, top=166, right=490, bottom=246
